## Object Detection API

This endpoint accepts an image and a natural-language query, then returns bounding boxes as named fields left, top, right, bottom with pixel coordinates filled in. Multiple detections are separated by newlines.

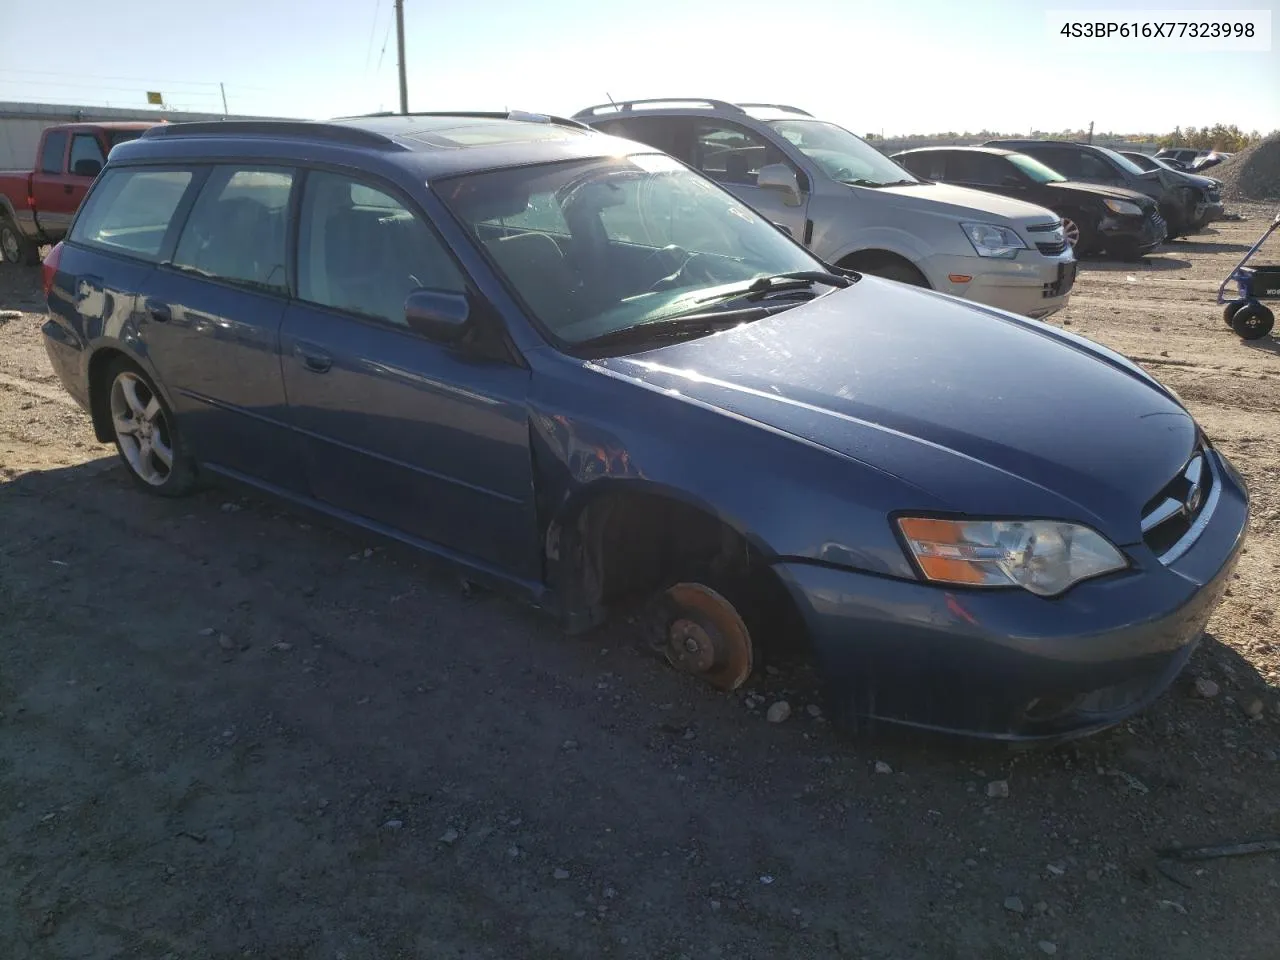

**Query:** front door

left=684, top=119, right=811, bottom=243
left=137, top=164, right=306, bottom=492
left=279, top=169, right=537, bottom=577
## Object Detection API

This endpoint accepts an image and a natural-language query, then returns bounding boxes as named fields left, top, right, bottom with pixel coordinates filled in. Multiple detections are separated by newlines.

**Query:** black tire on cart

left=1231, top=303, right=1275, bottom=341
left=1223, top=301, right=1244, bottom=326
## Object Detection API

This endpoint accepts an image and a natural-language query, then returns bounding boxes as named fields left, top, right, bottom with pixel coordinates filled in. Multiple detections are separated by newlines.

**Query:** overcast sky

left=1, top=0, right=1275, bottom=135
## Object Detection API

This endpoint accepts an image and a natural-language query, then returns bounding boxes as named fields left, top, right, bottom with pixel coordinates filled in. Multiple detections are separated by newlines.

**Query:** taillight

left=42, top=241, right=63, bottom=298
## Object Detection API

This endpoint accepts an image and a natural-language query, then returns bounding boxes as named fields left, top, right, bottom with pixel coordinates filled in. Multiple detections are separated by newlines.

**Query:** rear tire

left=0, top=217, right=39, bottom=266
left=103, top=358, right=199, bottom=496
left=1231, top=303, right=1275, bottom=341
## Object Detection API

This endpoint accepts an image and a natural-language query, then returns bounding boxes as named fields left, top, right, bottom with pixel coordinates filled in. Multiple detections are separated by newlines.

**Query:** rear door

left=279, top=169, right=537, bottom=575
left=136, top=164, right=306, bottom=492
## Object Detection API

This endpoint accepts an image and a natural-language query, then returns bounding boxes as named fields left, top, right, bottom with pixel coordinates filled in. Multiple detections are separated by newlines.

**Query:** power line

left=0, top=68, right=273, bottom=93
left=364, top=0, right=383, bottom=74
left=0, top=78, right=224, bottom=98
left=376, top=14, right=394, bottom=73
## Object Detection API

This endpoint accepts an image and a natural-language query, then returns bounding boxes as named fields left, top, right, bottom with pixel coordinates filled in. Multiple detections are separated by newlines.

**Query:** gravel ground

left=1, top=214, right=1278, bottom=960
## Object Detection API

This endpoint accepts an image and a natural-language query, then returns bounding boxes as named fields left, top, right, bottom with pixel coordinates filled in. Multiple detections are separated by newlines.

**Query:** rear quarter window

left=69, top=168, right=195, bottom=261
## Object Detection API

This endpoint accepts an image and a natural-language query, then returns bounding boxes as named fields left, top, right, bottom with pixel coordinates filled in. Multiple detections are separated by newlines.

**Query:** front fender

left=823, top=225, right=934, bottom=269
left=527, top=351, right=938, bottom=596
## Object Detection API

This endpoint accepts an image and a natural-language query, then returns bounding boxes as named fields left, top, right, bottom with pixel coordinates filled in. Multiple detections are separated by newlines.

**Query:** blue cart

left=1218, top=211, right=1280, bottom=340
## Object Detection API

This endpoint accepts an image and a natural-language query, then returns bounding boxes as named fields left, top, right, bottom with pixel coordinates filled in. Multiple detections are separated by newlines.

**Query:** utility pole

left=1087, top=120, right=1094, bottom=144
left=220, top=82, right=228, bottom=115
left=395, top=0, right=408, bottom=115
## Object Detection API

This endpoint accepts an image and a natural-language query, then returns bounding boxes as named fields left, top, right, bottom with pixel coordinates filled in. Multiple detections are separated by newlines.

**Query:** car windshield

left=1123, top=153, right=1158, bottom=171
left=1007, top=153, right=1066, bottom=184
left=767, top=119, right=919, bottom=186
left=437, top=154, right=825, bottom=346
left=1096, top=146, right=1147, bottom=176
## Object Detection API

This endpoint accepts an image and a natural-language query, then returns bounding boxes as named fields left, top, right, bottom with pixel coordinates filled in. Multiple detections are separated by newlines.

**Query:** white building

left=0, top=101, right=295, bottom=169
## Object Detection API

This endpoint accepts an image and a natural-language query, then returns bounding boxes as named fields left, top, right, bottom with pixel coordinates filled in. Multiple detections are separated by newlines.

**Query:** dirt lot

left=2, top=212, right=1278, bottom=960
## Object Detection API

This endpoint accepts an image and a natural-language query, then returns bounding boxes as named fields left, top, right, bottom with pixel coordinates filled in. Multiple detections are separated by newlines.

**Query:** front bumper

left=1192, top=200, right=1225, bottom=229
left=1100, top=209, right=1166, bottom=255
left=923, top=249, right=1076, bottom=320
left=773, top=448, right=1249, bottom=742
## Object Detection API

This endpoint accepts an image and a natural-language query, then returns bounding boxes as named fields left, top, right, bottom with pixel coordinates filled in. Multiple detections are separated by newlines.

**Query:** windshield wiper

left=841, top=178, right=920, bottom=188
left=694, top=270, right=855, bottom=305
left=573, top=305, right=777, bottom=353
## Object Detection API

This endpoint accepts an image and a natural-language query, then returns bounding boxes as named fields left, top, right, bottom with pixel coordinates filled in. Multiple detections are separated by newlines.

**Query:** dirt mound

left=1218, top=133, right=1280, bottom=201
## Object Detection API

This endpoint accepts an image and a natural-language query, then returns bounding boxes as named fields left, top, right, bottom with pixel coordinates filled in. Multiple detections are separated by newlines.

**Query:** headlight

left=1103, top=198, right=1144, bottom=217
left=960, top=222, right=1027, bottom=259
left=896, top=517, right=1128, bottom=597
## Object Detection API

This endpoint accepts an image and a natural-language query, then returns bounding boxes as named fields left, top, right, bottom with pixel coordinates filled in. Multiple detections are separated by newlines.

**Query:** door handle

left=64, top=184, right=74, bottom=195
left=295, top=342, right=332, bottom=373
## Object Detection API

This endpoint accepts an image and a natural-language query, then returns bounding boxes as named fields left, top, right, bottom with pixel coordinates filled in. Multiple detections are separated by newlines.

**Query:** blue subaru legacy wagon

left=40, top=113, right=1248, bottom=741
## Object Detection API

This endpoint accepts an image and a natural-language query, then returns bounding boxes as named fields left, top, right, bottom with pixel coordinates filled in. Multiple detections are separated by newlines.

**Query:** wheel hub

left=661, top=582, right=754, bottom=691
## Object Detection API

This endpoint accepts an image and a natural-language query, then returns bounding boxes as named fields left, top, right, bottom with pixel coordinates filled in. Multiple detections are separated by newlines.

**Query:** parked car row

left=891, top=146, right=1165, bottom=260
left=1156, top=147, right=1232, bottom=174
left=39, top=111, right=1249, bottom=742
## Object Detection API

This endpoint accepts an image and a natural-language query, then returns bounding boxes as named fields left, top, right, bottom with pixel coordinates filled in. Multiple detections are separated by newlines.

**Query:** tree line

left=865, top=125, right=1273, bottom=152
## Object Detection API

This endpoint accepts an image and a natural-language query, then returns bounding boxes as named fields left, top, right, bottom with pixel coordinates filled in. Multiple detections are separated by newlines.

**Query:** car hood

left=1143, top=168, right=1215, bottom=191
left=594, top=279, right=1197, bottom=545
left=1044, top=180, right=1154, bottom=208
left=875, top=181, right=1060, bottom=226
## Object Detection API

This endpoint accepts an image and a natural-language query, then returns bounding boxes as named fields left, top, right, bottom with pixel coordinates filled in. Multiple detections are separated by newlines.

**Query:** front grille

left=1026, top=220, right=1063, bottom=234
left=1036, top=239, right=1067, bottom=256
left=1141, top=447, right=1212, bottom=560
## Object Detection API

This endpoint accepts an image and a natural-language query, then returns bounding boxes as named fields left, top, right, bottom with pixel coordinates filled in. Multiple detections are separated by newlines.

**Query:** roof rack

left=736, top=102, right=813, bottom=116
left=140, top=119, right=397, bottom=148
left=572, top=98, right=746, bottom=119
left=332, top=110, right=591, bottom=131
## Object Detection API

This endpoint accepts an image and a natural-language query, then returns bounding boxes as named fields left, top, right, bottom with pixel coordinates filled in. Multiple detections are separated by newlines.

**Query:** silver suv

left=575, top=99, right=1076, bottom=319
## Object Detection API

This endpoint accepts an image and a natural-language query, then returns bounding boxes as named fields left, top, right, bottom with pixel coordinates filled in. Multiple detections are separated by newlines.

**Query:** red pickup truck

left=0, top=121, right=158, bottom=265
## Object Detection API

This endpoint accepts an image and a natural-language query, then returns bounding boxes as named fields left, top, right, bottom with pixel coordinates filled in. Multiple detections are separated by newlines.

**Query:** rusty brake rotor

left=661, top=582, right=754, bottom=692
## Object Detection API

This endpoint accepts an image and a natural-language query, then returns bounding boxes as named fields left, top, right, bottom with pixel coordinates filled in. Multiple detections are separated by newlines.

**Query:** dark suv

left=985, top=139, right=1223, bottom=238
left=39, top=113, right=1248, bottom=741
left=892, top=146, right=1164, bottom=259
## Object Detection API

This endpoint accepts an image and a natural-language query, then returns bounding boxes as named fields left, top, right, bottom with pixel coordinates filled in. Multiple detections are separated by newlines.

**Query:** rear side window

left=70, top=168, right=194, bottom=260
left=899, top=152, right=945, bottom=179
left=947, top=152, right=1009, bottom=185
left=69, top=134, right=105, bottom=175
left=39, top=131, right=69, bottom=174
left=172, top=167, right=294, bottom=294
left=297, top=171, right=465, bottom=326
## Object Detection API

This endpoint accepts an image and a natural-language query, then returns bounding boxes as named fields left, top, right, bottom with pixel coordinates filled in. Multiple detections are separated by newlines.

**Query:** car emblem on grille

left=1184, top=478, right=1203, bottom=516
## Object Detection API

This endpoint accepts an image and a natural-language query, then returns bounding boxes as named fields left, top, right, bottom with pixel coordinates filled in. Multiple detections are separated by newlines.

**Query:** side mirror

left=757, top=163, right=803, bottom=207
left=72, top=159, right=102, bottom=177
left=405, top=289, right=469, bottom=343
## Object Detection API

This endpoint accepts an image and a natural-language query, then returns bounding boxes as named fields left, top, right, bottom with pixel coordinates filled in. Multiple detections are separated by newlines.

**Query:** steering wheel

left=833, top=167, right=855, bottom=182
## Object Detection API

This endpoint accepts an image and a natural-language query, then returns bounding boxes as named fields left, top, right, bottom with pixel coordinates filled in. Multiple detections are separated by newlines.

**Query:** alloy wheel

left=109, top=372, right=174, bottom=486
left=0, top=224, right=20, bottom=263
left=1062, top=218, right=1081, bottom=249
